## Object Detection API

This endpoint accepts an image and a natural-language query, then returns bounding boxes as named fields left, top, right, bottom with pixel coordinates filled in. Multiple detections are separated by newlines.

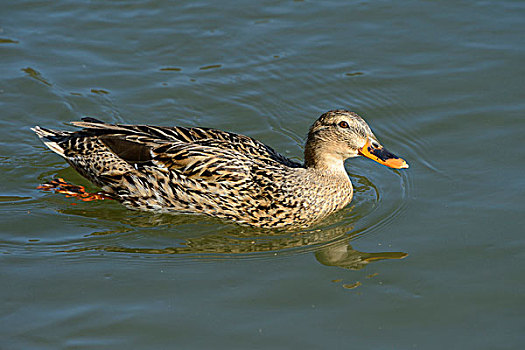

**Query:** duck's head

left=304, top=110, right=408, bottom=172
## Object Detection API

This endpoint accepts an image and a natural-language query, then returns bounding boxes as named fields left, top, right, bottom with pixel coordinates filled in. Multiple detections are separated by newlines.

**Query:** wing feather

left=71, top=120, right=302, bottom=168
left=151, top=143, right=250, bottom=182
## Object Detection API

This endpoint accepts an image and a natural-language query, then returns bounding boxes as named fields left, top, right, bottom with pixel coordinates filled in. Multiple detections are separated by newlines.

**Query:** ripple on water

left=0, top=195, right=33, bottom=203
left=0, top=38, right=19, bottom=44
left=21, top=67, right=52, bottom=87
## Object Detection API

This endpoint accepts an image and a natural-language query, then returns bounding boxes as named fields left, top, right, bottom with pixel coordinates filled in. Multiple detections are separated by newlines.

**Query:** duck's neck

left=304, top=146, right=349, bottom=179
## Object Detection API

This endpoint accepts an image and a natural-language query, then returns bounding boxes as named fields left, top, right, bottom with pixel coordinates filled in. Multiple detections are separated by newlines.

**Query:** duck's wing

left=71, top=118, right=303, bottom=168
left=35, top=118, right=261, bottom=187
left=150, top=142, right=253, bottom=182
left=64, top=118, right=295, bottom=185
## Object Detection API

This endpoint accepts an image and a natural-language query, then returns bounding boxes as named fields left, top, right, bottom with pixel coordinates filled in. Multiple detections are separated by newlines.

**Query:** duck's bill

left=358, top=139, right=409, bottom=169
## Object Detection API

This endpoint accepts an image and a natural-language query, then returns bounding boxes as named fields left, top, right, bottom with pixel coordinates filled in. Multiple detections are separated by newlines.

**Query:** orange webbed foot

left=37, top=178, right=113, bottom=202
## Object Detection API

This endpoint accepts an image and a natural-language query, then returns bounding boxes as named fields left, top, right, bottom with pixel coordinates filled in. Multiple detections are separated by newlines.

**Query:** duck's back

left=70, top=118, right=303, bottom=167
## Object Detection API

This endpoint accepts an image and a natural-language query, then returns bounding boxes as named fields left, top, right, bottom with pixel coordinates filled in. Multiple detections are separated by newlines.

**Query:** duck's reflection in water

left=60, top=209, right=407, bottom=270
left=314, top=239, right=407, bottom=270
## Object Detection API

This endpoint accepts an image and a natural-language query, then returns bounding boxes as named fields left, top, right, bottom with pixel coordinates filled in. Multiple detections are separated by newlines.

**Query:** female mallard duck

left=32, top=110, right=408, bottom=228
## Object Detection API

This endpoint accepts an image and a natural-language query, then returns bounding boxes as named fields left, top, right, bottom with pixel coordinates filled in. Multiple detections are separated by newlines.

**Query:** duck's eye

left=338, top=121, right=349, bottom=128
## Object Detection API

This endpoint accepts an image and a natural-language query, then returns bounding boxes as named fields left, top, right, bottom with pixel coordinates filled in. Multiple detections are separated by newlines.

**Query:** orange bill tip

left=358, top=140, right=409, bottom=169
left=383, top=157, right=409, bottom=169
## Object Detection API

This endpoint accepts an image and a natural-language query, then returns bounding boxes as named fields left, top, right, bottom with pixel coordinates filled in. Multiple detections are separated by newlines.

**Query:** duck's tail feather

left=31, top=126, right=71, bottom=157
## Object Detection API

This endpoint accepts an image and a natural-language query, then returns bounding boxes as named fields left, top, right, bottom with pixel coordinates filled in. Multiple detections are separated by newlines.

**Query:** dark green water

left=2, top=1, right=524, bottom=349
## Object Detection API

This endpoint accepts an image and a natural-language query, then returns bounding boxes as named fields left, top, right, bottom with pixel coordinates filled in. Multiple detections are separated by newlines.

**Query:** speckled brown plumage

left=32, top=110, right=408, bottom=228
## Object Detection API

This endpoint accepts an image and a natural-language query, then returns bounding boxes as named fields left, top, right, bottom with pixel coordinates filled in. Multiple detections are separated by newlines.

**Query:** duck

left=32, top=109, right=408, bottom=228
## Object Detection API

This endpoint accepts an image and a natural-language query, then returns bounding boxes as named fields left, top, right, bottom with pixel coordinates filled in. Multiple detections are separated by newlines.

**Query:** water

left=2, top=1, right=524, bottom=349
